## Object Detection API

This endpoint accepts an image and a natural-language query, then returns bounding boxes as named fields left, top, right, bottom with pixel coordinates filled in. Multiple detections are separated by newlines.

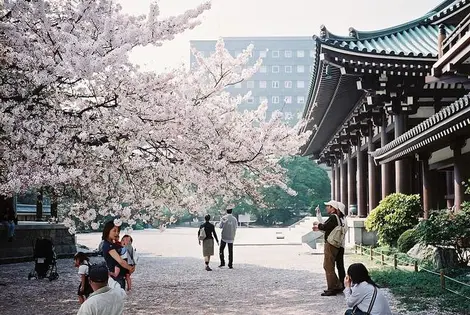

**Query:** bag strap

left=366, top=286, right=378, bottom=314
left=333, top=214, right=341, bottom=226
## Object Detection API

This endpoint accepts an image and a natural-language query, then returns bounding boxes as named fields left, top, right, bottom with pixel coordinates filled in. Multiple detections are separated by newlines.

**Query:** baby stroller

left=28, top=238, right=59, bottom=281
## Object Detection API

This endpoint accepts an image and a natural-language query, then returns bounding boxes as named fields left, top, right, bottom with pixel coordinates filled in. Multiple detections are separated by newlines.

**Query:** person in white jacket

left=343, top=263, right=392, bottom=315
left=218, top=208, right=238, bottom=269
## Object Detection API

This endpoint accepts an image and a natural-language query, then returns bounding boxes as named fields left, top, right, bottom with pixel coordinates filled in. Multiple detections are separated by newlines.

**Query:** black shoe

left=7, top=237, right=13, bottom=242
left=218, top=264, right=225, bottom=268
left=228, top=265, right=233, bottom=269
left=205, top=266, right=212, bottom=271
left=321, top=290, right=337, bottom=296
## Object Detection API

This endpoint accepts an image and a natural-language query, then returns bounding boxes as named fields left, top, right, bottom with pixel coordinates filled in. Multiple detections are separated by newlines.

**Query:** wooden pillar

left=335, top=162, right=341, bottom=202
left=394, top=112, right=410, bottom=194
left=381, top=115, right=392, bottom=199
left=420, top=153, right=431, bottom=219
left=340, top=155, right=348, bottom=207
left=357, top=137, right=367, bottom=218
left=347, top=152, right=356, bottom=214
left=331, top=163, right=336, bottom=200
left=368, top=123, right=378, bottom=213
left=452, top=139, right=466, bottom=211
left=446, top=171, right=454, bottom=209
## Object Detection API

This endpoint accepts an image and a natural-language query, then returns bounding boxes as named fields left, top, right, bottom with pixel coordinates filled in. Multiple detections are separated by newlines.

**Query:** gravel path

left=0, top=228, right=462, bottom=314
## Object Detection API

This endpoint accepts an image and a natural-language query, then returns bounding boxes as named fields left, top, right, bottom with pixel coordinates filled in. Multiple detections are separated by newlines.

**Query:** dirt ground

left=0, top=228, right=461, bottom=314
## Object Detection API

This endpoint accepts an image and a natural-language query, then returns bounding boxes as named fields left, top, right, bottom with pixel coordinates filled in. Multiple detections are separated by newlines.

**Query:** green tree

left=255, top=156, right=331, bottom=224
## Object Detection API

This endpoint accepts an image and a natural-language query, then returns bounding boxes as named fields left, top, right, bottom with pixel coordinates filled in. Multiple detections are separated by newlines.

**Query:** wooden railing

left=442, top=13, right=470, bottom=55
left=354, top=244, right=470, bottom=300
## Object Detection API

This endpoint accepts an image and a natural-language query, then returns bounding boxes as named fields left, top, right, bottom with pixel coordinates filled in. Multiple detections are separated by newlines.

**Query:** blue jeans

left=345, top=308, right=368, bottom=315
left=2, top=221, right=15, bottom=238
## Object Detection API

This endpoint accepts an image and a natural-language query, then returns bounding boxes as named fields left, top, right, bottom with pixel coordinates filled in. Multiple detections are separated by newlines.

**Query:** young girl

left=121, top=235, right=135, bottom=290
left=74, top=252, right=93, bottom=304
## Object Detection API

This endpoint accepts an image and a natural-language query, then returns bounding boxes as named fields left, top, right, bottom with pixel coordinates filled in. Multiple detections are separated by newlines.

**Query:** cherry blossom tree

left=0, top=0, right=311, bottom=233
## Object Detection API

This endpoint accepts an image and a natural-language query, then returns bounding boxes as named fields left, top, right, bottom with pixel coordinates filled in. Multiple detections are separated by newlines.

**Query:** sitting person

left=1, top=205, right=17, bottom=242
left=343, top=263, right=392, bottom=315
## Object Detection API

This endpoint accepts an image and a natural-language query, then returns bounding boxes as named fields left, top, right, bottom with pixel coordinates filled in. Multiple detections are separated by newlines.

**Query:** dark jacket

left=318, top=213, right=343, bottom=241
left=198, top=222, right=219, bottom=243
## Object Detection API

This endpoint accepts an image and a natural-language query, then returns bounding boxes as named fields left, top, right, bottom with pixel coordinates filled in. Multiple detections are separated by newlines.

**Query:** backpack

left=327, top=214, right=346, bottom=248
left=198, top=226, right=206, bottom=241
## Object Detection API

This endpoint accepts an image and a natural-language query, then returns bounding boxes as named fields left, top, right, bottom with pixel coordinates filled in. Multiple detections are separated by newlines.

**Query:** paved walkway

left=0, top=228, right=457, bottom=314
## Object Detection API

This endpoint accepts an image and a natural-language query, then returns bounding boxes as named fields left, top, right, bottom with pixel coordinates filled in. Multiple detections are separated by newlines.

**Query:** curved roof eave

left=319, top=0, right=466, bottom=42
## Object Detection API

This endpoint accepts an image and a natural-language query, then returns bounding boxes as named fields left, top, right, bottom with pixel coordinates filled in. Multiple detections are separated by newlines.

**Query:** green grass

left=369, top=268, right=470, bottom=314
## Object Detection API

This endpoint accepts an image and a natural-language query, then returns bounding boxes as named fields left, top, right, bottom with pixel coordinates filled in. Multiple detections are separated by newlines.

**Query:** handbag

left=352, top=286, right=378, bottom=315
left=326, top=214, right=345, bottom=248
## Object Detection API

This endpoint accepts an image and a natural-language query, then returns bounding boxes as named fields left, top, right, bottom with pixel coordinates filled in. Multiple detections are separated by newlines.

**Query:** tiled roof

left=319, top=24, right=454, bottom=58
left=315, top=0, right=469, bottom=58
left=371, top=93, right=470, bottom=162
left=425, top=0, right=470, bottom=22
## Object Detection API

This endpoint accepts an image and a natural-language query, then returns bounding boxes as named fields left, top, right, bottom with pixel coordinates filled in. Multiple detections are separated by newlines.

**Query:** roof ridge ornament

left=349, top=27, right=358, bottom=39
left=320, top=25, right=329, bottom=39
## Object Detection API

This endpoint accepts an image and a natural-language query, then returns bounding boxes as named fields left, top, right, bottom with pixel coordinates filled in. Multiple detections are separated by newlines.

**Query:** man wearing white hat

left=313, top=200, right=345, bottom=296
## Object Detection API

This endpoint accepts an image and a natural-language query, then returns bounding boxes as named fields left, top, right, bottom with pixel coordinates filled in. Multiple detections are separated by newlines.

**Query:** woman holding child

left=101, top=220, right=135, bottom=290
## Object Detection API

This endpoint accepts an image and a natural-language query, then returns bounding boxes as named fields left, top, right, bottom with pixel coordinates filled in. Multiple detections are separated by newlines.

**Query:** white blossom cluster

left=0, top=0, right=311, bottom=232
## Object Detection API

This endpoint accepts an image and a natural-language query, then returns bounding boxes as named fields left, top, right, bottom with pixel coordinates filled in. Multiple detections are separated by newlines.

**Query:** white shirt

left=344, top=282, right=392, bottom=315
left=77, top=286, right=126, bottom=315
left=78, top=265, right=89, bottom=276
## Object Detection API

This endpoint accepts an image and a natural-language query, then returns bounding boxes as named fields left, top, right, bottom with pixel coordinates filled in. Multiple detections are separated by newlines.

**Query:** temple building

left=301, top=0, right=470, bottom=229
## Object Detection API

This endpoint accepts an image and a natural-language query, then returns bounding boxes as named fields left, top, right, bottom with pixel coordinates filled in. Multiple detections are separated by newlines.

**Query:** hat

left=338, top=202, right=346, bottom=214
left=88, top=263, right=109, bottom=283
left=324, top=200, right=341, bottom=211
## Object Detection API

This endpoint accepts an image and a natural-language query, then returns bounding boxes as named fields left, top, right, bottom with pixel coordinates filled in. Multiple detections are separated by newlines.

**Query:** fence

left=354, top=244, right=470, bottom=301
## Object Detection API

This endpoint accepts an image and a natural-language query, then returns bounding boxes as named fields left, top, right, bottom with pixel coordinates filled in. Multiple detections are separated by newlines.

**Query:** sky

left=119, top=0, right=444, bottom=72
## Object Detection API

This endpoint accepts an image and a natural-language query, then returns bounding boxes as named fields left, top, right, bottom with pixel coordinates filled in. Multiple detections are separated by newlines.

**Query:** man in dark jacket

left=313, top=200, right=344, bottom=296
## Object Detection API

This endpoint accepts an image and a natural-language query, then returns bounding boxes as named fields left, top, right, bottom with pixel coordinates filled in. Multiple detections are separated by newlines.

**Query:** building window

left=272, top=81, right=280, bottom=88
left=260, top=50, right=267, bottom=58
left=247, top=80, right=255, bottom=89
left=272, top=96, right=279, bottom=104
left=297, top=96, right=305, bottom=104
left=272, top=50, right=280, bottom=58
left=260, top=66, right=267, bottom=73
left=247, top=97, right=254, bottom=104
left=284, top=81, right=292, bottom=88
left=260, top=96, right=267, bottom=103
left=297, top=65, right=305, bottom=73
left=259, top=81, right=267, bottom=88
left=285, top=50, right=292, bottom=58
left=285, top=65, right=292, bottom=73
left=297, top=80, right=305, bottom=88
left=310, top=50, right=315, bottom=57
left=272, top=65, right=280, bottom=73
left=297, top=50, right=305, bottom=58
left=284, top=96, right=292, bottom=104
left=234, top=82, right=242, bottom=89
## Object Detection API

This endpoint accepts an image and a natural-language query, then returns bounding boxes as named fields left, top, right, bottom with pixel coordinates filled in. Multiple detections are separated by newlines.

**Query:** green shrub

left=416, top=204, right=470, bottom=266
left=397, top=229, right=419, bottom=253
left=365, top=193, right=421, bottom=247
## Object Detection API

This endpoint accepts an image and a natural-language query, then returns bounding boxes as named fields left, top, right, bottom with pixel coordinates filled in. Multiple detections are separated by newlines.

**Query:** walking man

left=219, top=208, right=238, bottom=269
